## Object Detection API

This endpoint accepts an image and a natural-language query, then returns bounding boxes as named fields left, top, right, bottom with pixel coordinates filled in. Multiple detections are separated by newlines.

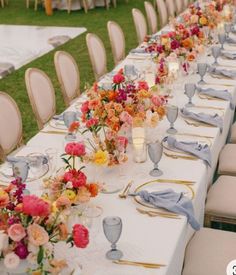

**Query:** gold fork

left=113, top=259, right=165, bottom=269
left=184, top=119, right=213, bottom=128
left=164, top=152, right=197, bottom=161
left=137, top=208, right=180, bottom=219
left=119, top=180, right=133, bottom=199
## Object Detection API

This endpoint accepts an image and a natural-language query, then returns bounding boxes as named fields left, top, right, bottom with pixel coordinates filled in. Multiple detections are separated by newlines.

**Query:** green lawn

left=0, top=0, right=147, bottom=141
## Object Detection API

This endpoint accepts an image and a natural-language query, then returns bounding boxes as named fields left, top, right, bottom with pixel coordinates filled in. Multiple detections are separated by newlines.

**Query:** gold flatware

left=137, top=207, right=180, bottom=219
left=198, top=94, right=224, bottom=101
left=113, top=259, right=166, bottom=269
left=194, top=105, right=225, bottom=111
left=152, top=178, right=195, bottom=185
left=205, top=82, right=235, bottom=87
left=184, top=119, right=214, bottom=128
left=119, top=180, right=133, bottom=199
left=40, top=130, right=67, bottom=135
left=177, top=132, right=214, bottom=139
left=210, top=73, right=233, bottom=80
left=164, top=152, right=197, bottom=161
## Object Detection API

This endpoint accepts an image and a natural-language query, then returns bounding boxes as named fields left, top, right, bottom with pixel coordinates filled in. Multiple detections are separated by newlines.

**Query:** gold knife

left=119, top=180, right=133, bottom=199
left=113, top=259, right=165, bottom=268
left=164, top=152, right=198, bottom=161
left=40, top=130, right=67, bottom=135
left=149, top=179, right=195, bottom=185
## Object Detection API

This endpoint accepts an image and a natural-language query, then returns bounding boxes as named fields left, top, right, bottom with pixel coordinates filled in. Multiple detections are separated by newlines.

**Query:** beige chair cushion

left=206, top=176, right=236, bottom=218
left=218, top=144, right=236, bottom=175
left=144, top=1, right=158, bottom=34
left=182, top=227, right=236, bottom=275
left=156, top=0, right=168, bottom=28
left=132, top=8, right=148, bottom=45
left=230, top=122, right=236, bottom=143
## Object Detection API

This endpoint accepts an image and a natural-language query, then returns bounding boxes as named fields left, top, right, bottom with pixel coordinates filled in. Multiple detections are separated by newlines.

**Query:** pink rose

left=22, top=195, right=50, bottom=217
left=63, top=169, right=87, bottom=188
left=138, top=81, right=149, bottom=91
left=119, top=111, right=132, bottom=125
left=8, top=224, right=26, bottom=242
left=65, top=142, right=86, bottom=157
left=4, top=252, right=20, bottom=269
left=81, top=101, right=89, bottom=114
left=86, top=118, right=99, bottom=128
left=113, top=73, right=125, bottom=84
left=116, top=136, right=128, bottom=152
left=151, top=95, right=162, bottom=107
left=27, top=224, right=49, bottom=246
left=73, top=224, right=89, bottom=248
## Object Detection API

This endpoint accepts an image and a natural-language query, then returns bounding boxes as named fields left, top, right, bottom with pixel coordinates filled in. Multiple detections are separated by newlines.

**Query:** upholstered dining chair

left=66, top=0, right=89, bottom=13
left=0, top=92, right=23, bottom=161
left=107, top=21, right=125, bottom=66
left=175, top=0, right=183, bottom=14
left=182, top=227, right=236, bottom=275
left=144, top=1, right=158, bottom=35
left=54, top=51, right=80, bottom=107
left=183, top=0, right=189, bottom=9
left=132, top=8, right=148, bottom=45
left=155, top=0, right=168, bottom=28
left=86, top=33, right=107, bottom=81
left=25, top=68, right=56, bottom=130
left=165, top=0, right=176, bottom=17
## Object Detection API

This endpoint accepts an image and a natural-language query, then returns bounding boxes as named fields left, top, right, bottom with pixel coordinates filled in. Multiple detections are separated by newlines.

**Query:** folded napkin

left=196, top=86, right=234, bottom=110
left=208, top=66, right=236, bottom=79
left=53, top=112, right=80, bottom=121
left=226, top=37, right=236, bottom=44
left=163, top=136, right=212, bottom=166
left=130, top=189, right=200, bottom=230
left=180, top=108, right=223, bottom=132
left=221, top=51, right=236, bottom=60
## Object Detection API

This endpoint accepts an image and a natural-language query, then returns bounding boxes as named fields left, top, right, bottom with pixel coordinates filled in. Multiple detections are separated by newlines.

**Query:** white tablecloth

left=3, top=22, right=236, bottom=275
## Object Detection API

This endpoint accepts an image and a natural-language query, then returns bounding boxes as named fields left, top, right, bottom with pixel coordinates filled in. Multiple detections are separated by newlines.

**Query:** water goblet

left=103, top=216, right=123, bottom=260
left=218, top=33, right=226, bottom=50
left=63, top=111, right=78, bottom=141
left=166, top=105, right=178, bottom=134
left=197, top=63, right=208, bottom=85
left=211, top=46, right=221, bottom=66
left=147, top=141, right=163, bottom=177
left=45, top=148, right=58, bottom=177
left=124, top=64, right=137, bottom=81
left=224, top=23, right=232, bottom=38
left=184, top=83, right=196, bottom=107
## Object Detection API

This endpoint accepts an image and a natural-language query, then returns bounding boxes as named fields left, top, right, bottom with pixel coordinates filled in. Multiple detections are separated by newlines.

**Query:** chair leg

left=104, top=0, right=109, bottom=9
left=67, top=0, right=71, bottom=13
left=82, top=0, right=88, bottom=13
left=34, top=0, right=38, bottom=10
left=1, top=0, right=4, bottom=8
left=26, top=0, right=29, bottom=8
left=112, top=0, right=116, bottom=8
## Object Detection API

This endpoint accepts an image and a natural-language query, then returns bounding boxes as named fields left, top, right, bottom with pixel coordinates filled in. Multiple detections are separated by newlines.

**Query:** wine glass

left=103, top=216, right=123, bottom=260
left=124, top=64, right=137, bottom=81
left=166, top=105, right=178, bottom=134
left=211, top=46, right=221, bottom=66
left=45, top=148, right=58, bottom=177
left=218, top=33, right=226, bottom=50
left=12, top=161, right=29, bottom=182
left=184, top=83, right=196, bottom=107
left=27, top=153, right=46, bottom=180
left=63, top=111, right=77, bottom=141
left=224, top=23, right=232, bottom=38
left=147, top=141, right=163, bottom=177
left=197, top=63, right=208, bottom=85
left=81, top=205, right=103, bottom=251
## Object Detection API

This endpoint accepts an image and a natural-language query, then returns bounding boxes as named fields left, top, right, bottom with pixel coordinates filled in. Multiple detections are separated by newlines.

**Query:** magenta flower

left=14, top=242, right=29, bottom=259
left=171, top=40, right=180, bottom=50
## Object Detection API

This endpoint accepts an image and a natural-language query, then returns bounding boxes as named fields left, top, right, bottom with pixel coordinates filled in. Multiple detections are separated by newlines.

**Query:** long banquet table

left=3, top=16, right=236, bottom=275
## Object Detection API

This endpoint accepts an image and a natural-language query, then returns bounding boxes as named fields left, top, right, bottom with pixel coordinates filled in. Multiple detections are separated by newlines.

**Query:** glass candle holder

left=132, top=139, right=147, bottom=163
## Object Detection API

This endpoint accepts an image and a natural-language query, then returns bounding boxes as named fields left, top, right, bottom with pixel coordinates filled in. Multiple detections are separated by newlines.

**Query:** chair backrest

left=132, top=8, right=148, bottom=45
left=166, top=0, right=176, bottom=17
left=144, top=1, right=158, bottom=35
left=156, top=0, right=168, bottom=28
left=86, top=33, right=107, bottom=81
left=183, top=0, right=189, bottom=9
left=176, top=0, right=183, bottom=14
left=107, top=21, right=125, bottom=66
left=54, top=51, right=80, bottom=107
left=25, top=68, right=56, bottom=130
left=0, top=92, right=22, bottom=160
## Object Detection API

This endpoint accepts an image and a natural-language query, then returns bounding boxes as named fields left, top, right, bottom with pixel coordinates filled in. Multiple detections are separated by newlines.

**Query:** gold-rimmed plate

left=0, top=152, right=49, bottom=184
left=49, top=119, right=67, bottom=130
left=134, top=180, right=194, bottom=210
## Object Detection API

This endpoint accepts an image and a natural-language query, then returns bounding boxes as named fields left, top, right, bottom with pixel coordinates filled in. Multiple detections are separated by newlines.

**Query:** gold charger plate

left=49, top=119, right=67, bottom=130
left=134, top=180, right=194, bottom=210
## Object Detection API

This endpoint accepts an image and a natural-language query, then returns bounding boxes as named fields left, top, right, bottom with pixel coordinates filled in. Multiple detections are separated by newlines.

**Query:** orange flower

left=108, top=91, right=116, bottom=101
left=157, top=106, right=166, bottom=118
left=68, top=121, right=80, bottom=133
left=0, top=189, right=9, bottom=209
left=88, top=183, right=99, bottom=197
left=187, top=53, right=196, bottom=62
left=182, top=38, right=194, bottom=49
left=199, top=16, right=208, bottom=26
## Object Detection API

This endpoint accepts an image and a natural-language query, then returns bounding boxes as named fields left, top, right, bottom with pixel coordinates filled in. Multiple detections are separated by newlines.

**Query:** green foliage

left=0, top=0, right=147, bottom=142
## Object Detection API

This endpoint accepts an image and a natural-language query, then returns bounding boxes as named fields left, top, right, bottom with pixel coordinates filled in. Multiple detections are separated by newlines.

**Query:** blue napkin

left=221, top=51, right=236, bottom=60
left=208, top=66, right=236, bottom=79
left=226, top=37, right=236, bottom=44
left=130, top=189, right=200, bottom=230
left=163, top=136, right=212, bottom=166
left=180, top=108, right=223, bottom=132
left=196, top=86, right=234, bottom=110
left=7, top=155, right=48, bottom=166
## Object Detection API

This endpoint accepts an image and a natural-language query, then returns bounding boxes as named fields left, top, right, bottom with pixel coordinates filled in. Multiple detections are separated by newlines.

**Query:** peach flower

left=56, top=196, right=71, bottom=208
left=76, top=186, right=91, bottom=203
left=8, top=224, right=26, bottom=242
left=27, top=224, right=49, bottom=246
left=0, top=189, right=9, bottom=209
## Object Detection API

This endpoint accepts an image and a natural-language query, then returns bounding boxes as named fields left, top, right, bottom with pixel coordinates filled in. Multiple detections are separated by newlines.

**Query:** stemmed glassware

left=103, top=216, right=123, bottom=260
left=184, top=83, right=196, bottom=107
left=45, top=148, right=58, bottom=177
left=63, top=111, right=78, bottom=141
left=211, top=46, right=221, bottom=66
left=166, top=105, right=178, bottom=134
left=197, top=63, right=208, bottom=85
left=224, top=23, right=232, bottom=38
left=147, top=141, right=163, bottom=177
left=124, top=64, right=137, bottom=81
left=218, top=33, right=226, bottom=50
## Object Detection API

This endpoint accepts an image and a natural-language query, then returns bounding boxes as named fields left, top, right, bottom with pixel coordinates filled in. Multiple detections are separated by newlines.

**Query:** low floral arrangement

left=0, top=177, right=89, bottom=274
left=44, top=142, right=99, bottom=205
left=80, top=72, right=167, bottom=165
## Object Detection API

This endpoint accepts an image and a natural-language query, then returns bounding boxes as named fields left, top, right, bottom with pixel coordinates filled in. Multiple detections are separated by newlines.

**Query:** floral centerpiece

left=0, top=177, right=89, bottom=274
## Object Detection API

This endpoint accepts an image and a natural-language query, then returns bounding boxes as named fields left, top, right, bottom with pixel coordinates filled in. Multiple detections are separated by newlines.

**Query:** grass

left=0, top=0, right=147, bottom=141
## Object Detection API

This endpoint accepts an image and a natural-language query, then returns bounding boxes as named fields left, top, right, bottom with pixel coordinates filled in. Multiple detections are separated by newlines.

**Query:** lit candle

left=133, top=138, right=147, bottom=163
left=168, top=61, right=179, bottom=79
